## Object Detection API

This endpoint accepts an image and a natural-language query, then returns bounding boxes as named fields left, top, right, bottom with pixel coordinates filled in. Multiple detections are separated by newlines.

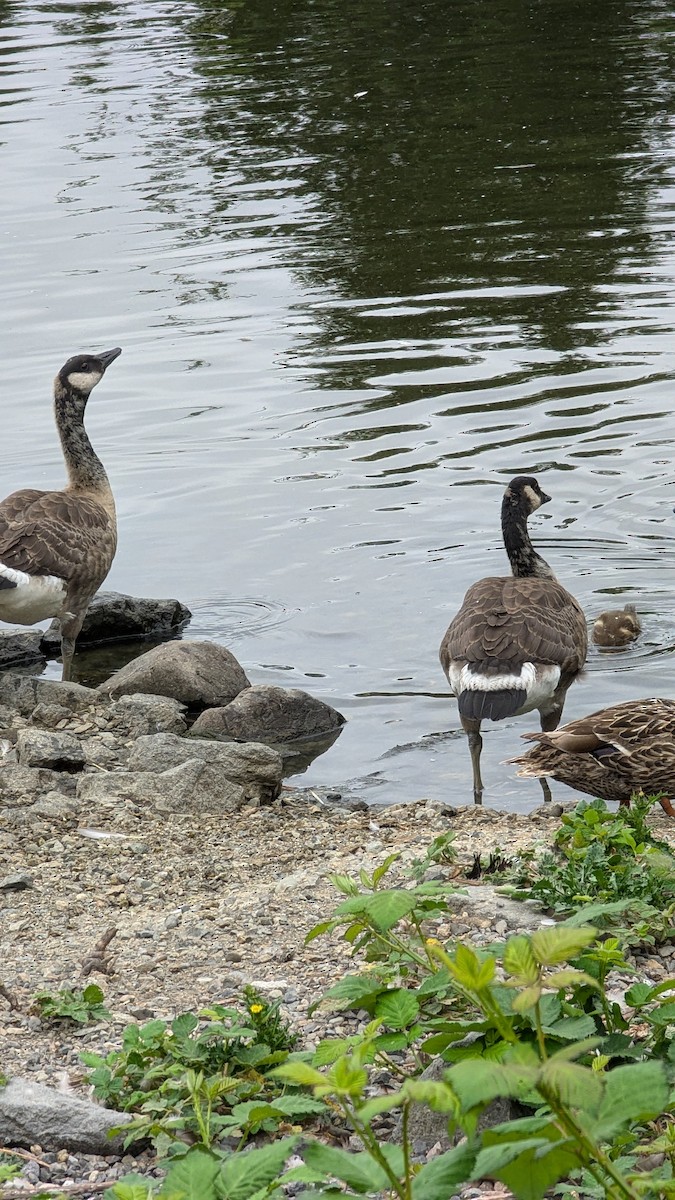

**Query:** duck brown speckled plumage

left=0, top=348, right=121, bottom=680
left=509, top=697, right=675, bottom=817
left=440, top=476, right=587, bottom=804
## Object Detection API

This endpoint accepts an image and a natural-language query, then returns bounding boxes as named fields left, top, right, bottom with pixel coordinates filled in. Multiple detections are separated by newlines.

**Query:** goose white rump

left=0, top=563, right=67, bottom=624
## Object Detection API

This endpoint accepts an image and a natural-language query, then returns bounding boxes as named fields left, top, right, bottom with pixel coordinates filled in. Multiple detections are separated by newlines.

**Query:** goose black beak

left=540, top=490, right=552, bottom=506
left=98, top=347, right=122, bottom=370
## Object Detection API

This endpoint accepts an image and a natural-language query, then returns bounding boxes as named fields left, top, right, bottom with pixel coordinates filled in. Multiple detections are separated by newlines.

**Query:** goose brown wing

left=0, top=492, right=115, bottom=583
left=0, top=489, right=49, bottom=541
left=441, top=576, right=587, bottom=673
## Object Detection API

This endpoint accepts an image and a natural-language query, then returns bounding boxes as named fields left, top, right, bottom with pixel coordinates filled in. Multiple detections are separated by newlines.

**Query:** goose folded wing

left=443, top=577, right=587, bottom=671
left=0, top=493, right=112, bottom=582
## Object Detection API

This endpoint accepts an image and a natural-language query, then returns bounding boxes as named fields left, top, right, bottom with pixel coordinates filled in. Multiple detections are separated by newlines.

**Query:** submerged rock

left=41, top=591, right=191, bottom=655
left=191, top=684, right=346, bottom=744
left=99, top=641, right=250, bottom=708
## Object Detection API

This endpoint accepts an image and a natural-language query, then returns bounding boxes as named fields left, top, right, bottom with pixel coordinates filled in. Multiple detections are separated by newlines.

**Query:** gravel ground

left=1, top=786, right=674, bottom=1198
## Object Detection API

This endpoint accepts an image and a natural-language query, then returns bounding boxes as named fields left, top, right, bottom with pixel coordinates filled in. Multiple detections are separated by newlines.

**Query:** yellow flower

left=249, top=1003, right=264, bottom=1014
left=425, top=937, right=440, bottom=945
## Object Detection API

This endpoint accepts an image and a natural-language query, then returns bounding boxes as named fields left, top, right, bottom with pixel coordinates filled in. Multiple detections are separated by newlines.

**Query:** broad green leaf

left=269, top=1094, right=327, bottom=1117
left=593, top=1061, right=670, bottom=1140
left=403, top=1077, right=458, bottom=1113
left=411, top=1142, right=476, bottom=1200
left=373, top=1031, right=409, bottom=1053
left=312, top=1037, right=355, bottom=1066
left=372, top=853, right=400, bottom=886
left=163, top=1148, right=222, bottom=1200
left=327, top=1055, right=368, bottom=1096
left=448, top=1058, right=537, bottom=1111
left=302, top=1141, right=395, bottom=1193
left=83, top=983, right=105, bottom=1004
left=107, top=1183, right=170, bottom=1200
left=363, top=889, right=417, bottom=930
left=476, top=1135, right=580, bottom=1200
left=530, top=926, right=597, bottom=966
left=305, top=920, right=334, bottom=944
left=374, top=988, right=419, bottom=1029
left=540, top=1059, right=602, bottom=1113
left=541, top=1015, right=597, bottom=1041
left=271, top=1061, right=326, bottom=1088
left=316, top=973, right=383, bottom=1008
left=217, top=1137, right=299, bottom=1200
left=171, top=1012, right=199, bottom=1039
left=503, top=935, right=539, bottom=984
left=417, top=968, right=453, bottom=997
left=449, top=944, right=493, bottom=990
left=646, top=1001, right=675, bottom=1026
left=511, top=985, right=541, bottom=1013
left=562, top=900, right=634, bottom=927
left=330, top=873, right=360, bottom=895
left=544, top=969, right=600, bottom=992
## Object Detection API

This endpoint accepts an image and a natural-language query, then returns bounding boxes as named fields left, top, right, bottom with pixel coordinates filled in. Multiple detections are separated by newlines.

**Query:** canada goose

left=509, top=698, right=675, bottom=817
left=0, top=348, right=121, bottom=681
left=592, top=604, right=641, bottom=647
left=439, top=476, right=587, bottom=804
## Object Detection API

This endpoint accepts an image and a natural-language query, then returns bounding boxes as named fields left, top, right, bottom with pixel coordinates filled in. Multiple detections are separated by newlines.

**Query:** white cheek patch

left=67, top=369, right=102, bottom=392
left=523, top=485, right=541, bottom=510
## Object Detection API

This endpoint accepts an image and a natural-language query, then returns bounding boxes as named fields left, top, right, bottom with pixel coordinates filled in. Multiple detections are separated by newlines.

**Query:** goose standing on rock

left=439, top=476, right=587, bottom=804
left=0, top=348, right=122, bottom=680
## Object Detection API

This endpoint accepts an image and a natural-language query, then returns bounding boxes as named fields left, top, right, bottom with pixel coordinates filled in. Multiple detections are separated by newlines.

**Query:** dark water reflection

left=3, top=0, right=675, bottom=808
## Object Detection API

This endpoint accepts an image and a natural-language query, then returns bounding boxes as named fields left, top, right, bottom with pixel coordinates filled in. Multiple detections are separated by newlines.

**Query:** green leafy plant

left=501, top=798, right=675, bottom=942
left=274, top=923, right=675, bottom=1200
left=84, top=993, right=320, bottom=1153
left=104, top=1139, right=300, bottom=1200
left=32, top=982, right=111, bottom=1024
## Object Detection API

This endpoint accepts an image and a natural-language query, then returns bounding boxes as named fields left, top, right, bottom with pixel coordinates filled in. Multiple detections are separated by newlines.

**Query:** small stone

left=0, top=872, right=34, bottom=891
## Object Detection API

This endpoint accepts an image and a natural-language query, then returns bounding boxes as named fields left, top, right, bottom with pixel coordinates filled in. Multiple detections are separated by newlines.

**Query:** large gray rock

left=0, top=765, right=76, bottom=806
left=107, top=693, right=188, bottom=737
left=16, top=729, right=86, bottom=772
left=77, top=753, right=277, bottom=814
left=0, top=674, right=94, bottom=716
left=0, top=631, right=46, bottom=671
left=0, top=1077, right=133, bottom=1153
left=41, top=591, right=191, bottom=655
left=190, top=684, right=346, bottom=744
left=127, top=731, right=283, bottom=803
left=99, top=641, right=250, bottom=708
left=399, top=1056, right=525, bottom=1152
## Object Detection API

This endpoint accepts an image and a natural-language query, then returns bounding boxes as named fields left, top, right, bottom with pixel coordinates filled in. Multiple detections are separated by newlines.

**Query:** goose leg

left=59, top=608, right=83, bottom=683
left=658, top=796, right=675, bottom=818
left=538, top=703, right=564, bottom=804
left=462, top=717, right=484, bottom=805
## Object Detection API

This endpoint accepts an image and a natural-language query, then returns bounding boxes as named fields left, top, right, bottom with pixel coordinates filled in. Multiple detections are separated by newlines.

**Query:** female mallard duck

left=509, top=697, right=675, bottom=816
left=592, top=604, right=641, bottom=647
left=439, top=476, right=587, bottom=804
left=0, top=348, right=121, bottom=680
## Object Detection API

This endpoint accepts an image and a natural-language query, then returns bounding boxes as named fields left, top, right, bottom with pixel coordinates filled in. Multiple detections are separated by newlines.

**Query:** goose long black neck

left=501, top=495, right=555, bottom=580
left=54, top=384, right=110, bottom=493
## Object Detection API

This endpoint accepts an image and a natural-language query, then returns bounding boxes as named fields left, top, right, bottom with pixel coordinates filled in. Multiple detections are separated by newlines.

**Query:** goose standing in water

left=0, top=348, right=122, bottom=680
left=509, top=698, right=675, bottom=817
left=439, top=476, right=587, bottom=804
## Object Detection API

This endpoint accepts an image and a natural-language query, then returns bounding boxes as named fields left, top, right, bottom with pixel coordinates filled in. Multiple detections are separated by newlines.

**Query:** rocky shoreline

left=0, top=629, right=673, bottom=1198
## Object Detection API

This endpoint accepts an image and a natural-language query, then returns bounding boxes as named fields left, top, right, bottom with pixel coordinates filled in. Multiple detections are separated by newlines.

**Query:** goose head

left=55, top=347, right=122, bottom=400
left=503, top=475, right=551, bottom=516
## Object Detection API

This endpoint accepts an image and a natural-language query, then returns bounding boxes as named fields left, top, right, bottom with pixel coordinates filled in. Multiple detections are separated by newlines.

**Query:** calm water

left=3, top=0, right=675, bottom=810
